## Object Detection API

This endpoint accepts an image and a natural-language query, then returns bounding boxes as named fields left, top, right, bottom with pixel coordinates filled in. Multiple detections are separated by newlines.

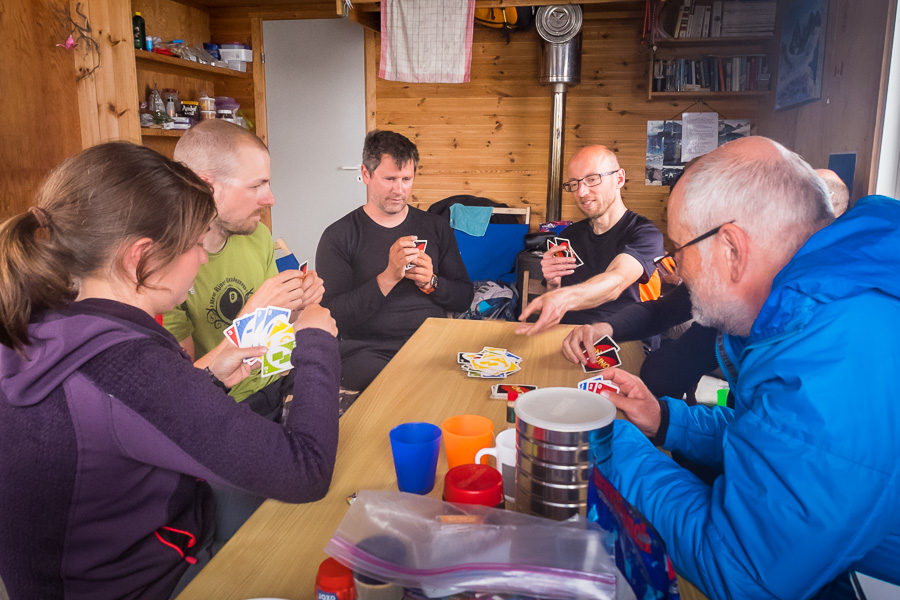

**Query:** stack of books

left=672, top=0, right=776, bottom=39
left=652, top=54, right=771, bottom=93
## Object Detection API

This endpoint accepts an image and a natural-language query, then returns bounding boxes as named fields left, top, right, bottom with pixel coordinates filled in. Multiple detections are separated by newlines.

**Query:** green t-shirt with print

left=164, top=224, right=278, bottom=402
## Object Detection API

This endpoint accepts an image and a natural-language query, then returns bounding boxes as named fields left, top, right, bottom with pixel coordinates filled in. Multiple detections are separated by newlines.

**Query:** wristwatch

left=421, top=273, right=439, bottom=295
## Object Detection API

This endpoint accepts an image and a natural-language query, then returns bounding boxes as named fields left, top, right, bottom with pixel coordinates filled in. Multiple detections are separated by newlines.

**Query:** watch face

left=431, top=274, right=438, bottom=288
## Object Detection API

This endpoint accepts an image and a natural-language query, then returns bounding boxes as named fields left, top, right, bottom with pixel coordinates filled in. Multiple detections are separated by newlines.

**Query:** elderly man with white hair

left=600, top=137, right=900, bottom=599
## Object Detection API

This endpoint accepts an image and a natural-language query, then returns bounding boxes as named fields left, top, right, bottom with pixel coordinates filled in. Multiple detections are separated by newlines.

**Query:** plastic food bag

left=325, top=490, right=617, bottom=599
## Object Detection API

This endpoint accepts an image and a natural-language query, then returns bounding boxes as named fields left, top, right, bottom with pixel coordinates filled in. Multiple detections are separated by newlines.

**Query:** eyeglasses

left=562, top=170, right=620, bottom=193
left=653, top=220, right=736, bottom=266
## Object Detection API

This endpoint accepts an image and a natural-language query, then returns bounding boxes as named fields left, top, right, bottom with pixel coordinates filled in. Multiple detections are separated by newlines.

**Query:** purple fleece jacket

left=0, top=299, right=340, bottom=599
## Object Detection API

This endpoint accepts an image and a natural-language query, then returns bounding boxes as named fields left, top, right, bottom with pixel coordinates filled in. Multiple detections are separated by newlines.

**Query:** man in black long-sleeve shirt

left=317, top=130, right=473, bottom=391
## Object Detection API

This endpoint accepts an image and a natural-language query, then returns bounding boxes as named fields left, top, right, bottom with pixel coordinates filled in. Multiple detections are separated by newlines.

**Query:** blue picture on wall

left=775, top=0, right=829, bottom=110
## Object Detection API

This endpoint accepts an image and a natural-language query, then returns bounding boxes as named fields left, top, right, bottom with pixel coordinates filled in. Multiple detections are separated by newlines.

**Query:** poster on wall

left=774, top=0, right=829, bottom=110
left=646, top=119, right=751, bottom=186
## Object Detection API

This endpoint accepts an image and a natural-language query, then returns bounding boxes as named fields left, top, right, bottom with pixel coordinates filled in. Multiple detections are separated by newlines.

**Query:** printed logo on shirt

left=205, top=277, right=255, bottom=329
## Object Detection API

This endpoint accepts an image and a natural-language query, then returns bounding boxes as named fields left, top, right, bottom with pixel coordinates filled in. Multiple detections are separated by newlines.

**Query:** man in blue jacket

left=602, top=136, right=900, bottom=598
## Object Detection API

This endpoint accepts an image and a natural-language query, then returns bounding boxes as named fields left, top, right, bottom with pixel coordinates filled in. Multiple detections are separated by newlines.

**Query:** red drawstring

left=154, top=526, right=198, bottom=564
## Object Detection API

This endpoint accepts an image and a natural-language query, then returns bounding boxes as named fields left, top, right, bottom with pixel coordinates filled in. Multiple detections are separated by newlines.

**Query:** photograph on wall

left=646, top=120, right=683, bottom=186
left=646, top=119, right=750, bottom=186
left=775, top=0, right=829, bottom=110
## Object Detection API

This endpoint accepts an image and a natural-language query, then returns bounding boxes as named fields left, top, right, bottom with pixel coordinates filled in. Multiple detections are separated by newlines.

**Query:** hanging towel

left=380, top=0, right=476, bottom=84
left=450, top=204, right=493, bottom=237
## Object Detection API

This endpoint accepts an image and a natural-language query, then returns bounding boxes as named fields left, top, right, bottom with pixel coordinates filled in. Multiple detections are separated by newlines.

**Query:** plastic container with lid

left=316, top=557, right=356, bottom=600
left=443, top=463, right=503, bottom=508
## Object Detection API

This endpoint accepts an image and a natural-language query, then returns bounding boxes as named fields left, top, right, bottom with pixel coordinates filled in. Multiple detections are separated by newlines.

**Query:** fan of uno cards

left=546, top=236, right=584, bottom=268
left=458, top=346, right=522, bottom=379
left=577, top=374, right=620, bottom=395
left=582, top=335, right=622, bottom=373
left=223, top=305, right=296, bottom=377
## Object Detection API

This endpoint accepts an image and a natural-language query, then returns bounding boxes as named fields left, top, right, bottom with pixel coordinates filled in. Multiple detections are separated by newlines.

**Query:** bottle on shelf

left=132, top=12, right=146, bottom=50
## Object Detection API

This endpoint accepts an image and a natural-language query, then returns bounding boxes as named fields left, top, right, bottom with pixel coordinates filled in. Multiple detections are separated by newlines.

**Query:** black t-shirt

left=316, top=206, right=473, bottom=341
left=605, top=283, right=693, bottom=340
left=557, top=211, right=664, bottom=324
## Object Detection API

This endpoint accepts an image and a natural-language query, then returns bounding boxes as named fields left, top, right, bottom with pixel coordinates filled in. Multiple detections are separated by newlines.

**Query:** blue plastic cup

left=389, top=422, right=442, bottom=494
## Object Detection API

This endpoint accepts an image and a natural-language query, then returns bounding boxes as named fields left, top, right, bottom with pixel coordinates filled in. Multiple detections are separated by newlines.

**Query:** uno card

left=406, top=239, right=427, bottom=271
left=261, top=306, right=291, bottom=336
left=583, top=348, right=622, bottom=372
left=251, top=308, right=268, bottom=346
left=231, top=313, right=258, bottom=347
left=592, top=335, right=620, bottom=354
left=490, top=383, right=538, bottom=400
left=555, top=237, right=584, bottom=268
left=299, top=260, right=309, bottom=277
left=577, top=376, right=620, bottom=395
left=481, top=346, right=508, bottom=356
left=222, top=323, right=241, bottom=347
left=260, top=318, right=295, bottom=377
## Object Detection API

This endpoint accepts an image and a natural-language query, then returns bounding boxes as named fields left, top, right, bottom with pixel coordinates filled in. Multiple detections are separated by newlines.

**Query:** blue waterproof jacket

left=609, top=195, right=900, bottom=599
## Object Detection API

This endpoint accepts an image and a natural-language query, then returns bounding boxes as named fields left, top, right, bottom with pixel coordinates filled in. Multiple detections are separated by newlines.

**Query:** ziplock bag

left=325, top=490, right=617, bottom=599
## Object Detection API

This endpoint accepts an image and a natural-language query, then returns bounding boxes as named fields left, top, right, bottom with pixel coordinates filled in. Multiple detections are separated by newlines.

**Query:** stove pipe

left=536, top=5, right=583, bottom=223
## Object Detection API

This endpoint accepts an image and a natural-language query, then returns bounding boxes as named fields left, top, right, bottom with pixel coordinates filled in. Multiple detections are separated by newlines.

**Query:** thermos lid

left=515, top=387, right=615, bottom=432
left=444, top=464, right=503, bottom=506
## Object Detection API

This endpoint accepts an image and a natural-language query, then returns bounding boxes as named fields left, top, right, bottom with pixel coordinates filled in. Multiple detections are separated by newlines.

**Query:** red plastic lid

left=443, top=464, right=503, bottom=506
left=316, top=557, right=354, bottom=591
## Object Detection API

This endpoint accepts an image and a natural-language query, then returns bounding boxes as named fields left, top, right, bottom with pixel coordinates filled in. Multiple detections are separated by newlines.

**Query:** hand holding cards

left=223, top=305, right=296, bottom=377
left=405, top=239, right=427, bottom=271
left=546, top=236, right=584, bottom=268
left=581, top=335, right=622, bottom=373
left=577, top=374, right=620, bottom=395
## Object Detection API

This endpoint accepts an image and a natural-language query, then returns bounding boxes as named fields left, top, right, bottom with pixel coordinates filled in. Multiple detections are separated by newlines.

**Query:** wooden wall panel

left=0, top=0, right=83, bottom=221
left=374, top=4, right=766, bottom=233
left=133, top=0, right=210, bottom=47
left=757, top=0, right=893, bottom=202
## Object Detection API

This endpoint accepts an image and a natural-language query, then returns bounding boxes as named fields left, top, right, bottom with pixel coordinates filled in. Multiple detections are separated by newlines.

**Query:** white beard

left=688, top=253, right=757, bottom=337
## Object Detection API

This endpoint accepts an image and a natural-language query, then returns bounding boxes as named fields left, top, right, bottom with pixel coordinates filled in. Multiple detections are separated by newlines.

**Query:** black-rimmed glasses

left=562, top=169, right=620, bottom=193
left=653, top=220, right=736, bottom=266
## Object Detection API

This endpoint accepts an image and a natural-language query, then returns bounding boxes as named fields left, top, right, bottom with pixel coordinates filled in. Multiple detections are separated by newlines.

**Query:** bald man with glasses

left=517, top=145, right=663, bottom=335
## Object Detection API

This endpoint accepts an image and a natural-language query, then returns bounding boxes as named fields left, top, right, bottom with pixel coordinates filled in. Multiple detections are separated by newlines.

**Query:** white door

left=264, top=18, right=367, bottom=269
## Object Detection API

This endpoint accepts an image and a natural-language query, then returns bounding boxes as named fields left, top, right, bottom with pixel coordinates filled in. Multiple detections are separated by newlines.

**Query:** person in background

left=165, top=119, right=325, bottom=421
left=517, top=145, right=663, bottom=335
left=601, top=136, right=900, bottom=598
left=0, top=142, right=340, bottom=599
left=316, top=130, right=473, bottom=392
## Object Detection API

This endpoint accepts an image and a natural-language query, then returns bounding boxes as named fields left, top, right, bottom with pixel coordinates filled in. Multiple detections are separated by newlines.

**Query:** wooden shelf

left=140, top=127, right=187, bottom=138
left=653, top=35, right=773, bottom=47
left=135, top=50, right=249, bottom=79
left=649, top=90, right=770, bottom=99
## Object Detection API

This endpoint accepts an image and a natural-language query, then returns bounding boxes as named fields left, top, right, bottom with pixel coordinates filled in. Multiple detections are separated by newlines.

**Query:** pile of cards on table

left=546, top=236, right=584, bottom=267
left=577, top=374, right=620, bottom=395
left=458, top=346, right=522, bottom=378
left=223, top=305, right=295, bottom=377
left=581, top=335, right=622, bottom=373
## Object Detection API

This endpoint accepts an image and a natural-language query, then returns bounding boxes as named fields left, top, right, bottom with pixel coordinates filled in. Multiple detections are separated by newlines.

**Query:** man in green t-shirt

left=164, top=120, right=325, bottom=418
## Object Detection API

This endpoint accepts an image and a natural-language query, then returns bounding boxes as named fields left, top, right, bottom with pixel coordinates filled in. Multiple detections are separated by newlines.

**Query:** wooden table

left=177, top=318, right=648, bottom=599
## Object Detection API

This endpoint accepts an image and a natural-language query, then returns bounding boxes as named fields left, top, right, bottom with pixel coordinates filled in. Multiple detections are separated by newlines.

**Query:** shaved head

left=174, top=120, right=268, bottom=183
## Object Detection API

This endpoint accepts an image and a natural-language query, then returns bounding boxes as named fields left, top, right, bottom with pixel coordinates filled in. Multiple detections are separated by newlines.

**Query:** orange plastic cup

left=441, top=414, right=495, bottom=469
